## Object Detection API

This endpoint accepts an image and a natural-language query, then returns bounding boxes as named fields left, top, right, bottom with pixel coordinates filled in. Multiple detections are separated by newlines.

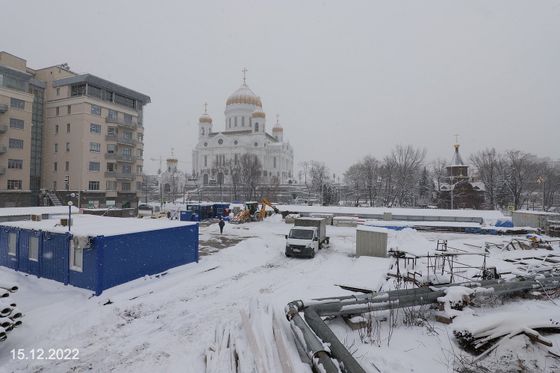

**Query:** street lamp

left=537, top=176, right=545, bottom=211
left=67, top=200, right=73, bottom=232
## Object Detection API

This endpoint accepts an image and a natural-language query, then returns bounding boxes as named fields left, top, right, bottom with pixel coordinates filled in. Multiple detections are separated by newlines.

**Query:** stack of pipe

left=0, top=283, right=22, bottom=342
left=286, top=273, right=560, bottom=373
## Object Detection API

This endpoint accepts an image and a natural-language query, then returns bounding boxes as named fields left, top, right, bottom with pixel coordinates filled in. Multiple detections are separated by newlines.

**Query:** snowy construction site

left=1, top=206, right=560, bottom=373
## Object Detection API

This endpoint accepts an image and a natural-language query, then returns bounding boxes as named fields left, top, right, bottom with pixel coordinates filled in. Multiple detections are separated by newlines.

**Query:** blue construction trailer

left=0, top=215, right=199, bottom=295
left=186, top=203, right=214, bottom=221
left=213, top=203, right=230, bottom=219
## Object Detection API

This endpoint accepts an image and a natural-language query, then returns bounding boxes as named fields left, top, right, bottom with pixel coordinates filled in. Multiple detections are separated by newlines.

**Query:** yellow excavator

left=231, top=198, right=280, bottom=224
left=257, top=198, right=280, bottom=221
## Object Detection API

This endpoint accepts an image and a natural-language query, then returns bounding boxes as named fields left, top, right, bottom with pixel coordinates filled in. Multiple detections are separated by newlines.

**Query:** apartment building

left=0, top=52, right=150, bottom=208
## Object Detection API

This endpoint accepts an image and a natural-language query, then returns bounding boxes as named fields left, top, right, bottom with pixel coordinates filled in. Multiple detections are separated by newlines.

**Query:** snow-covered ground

left=0, top=215, right=559, bottom=372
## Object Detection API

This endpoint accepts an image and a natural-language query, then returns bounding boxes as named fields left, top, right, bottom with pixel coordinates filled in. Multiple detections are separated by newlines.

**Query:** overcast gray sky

left=3, top=0, right=559, bottom=176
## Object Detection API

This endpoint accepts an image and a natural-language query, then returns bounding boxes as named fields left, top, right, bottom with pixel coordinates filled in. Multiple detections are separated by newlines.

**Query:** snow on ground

left=0, top=214, right=559, bottom=372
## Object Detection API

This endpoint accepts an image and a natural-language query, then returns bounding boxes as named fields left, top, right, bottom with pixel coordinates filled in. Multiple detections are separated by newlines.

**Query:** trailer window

left=29, top=236, right=39, bottom=261
left=8, top=233, right=16, bottom=256
left=70, top=242, right=83, bottom=272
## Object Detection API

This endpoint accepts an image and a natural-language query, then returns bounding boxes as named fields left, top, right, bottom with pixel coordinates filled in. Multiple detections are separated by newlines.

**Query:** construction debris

left=0, top=283, right=22, bottom=342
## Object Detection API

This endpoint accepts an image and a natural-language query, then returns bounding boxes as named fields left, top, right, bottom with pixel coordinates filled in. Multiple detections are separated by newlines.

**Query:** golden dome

left=272, top=126, right=283, bottom=132
left=226, top=85, right=262, bottom=107
left=251, top=110, right=265, bottom=118
left=198, top=114, right=212, bottom=124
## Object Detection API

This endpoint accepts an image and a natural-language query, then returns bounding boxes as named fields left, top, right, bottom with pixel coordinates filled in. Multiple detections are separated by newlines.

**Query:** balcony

left=0, top=124, right=7, bottom=133
left=105, top=134, right=136, bottom=146
left=104, top=172, right=135, bottom=181
left=105, top=153, right=136, bottom=163
left=0, top=104, right=7, bottom=113
left=105, top=116, right=137, bottom=130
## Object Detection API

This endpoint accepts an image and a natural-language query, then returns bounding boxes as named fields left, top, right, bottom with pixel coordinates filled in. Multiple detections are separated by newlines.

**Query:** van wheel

left=285, top=252, right=291, bottom=257
left=310, top=248, right=316, bottom=258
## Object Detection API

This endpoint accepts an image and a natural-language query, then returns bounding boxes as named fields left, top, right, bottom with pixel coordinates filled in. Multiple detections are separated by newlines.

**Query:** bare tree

left=430, top=158, right=448, bottom=193
left=239, top=153, right=262, bottom=200
left=500, top=150, right=539, bottom=210
left=225, top=158, right=241, bottom=201
left=534, top=159, right=560, bottom=211
left=344, top=163, right=365, bottom=206
left=362, top=156, right=380, bottom=206
left=470, top=148, right=501, bottom=209
left=387, top=145, right=426, bottom=206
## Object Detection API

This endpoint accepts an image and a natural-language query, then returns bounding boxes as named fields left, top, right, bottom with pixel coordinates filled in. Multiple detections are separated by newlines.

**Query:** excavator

left=231, top=198, right=280, bottom=224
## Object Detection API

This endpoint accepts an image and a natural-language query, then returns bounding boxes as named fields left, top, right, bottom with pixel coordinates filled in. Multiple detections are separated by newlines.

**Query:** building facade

left=0, top=52, right=150, bottom=208
left=192, top=79, right=294, bottom=187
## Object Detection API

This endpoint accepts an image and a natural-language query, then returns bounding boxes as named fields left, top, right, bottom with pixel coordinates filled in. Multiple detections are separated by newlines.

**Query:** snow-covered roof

left=0, top=206, right=79, bottom=217
left=0, top=214, right=197, bottom=237
left=513, top=210, right=560, bottom=216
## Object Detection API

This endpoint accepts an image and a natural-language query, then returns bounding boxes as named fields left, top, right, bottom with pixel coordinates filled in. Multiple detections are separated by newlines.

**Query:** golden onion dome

left=198, top=113, right=212, bottom=124
left=251, top=110, right=266, bottom=118
left=226, top=85, right=262, bottom=107
left=272, top=125, right=283, bottom=132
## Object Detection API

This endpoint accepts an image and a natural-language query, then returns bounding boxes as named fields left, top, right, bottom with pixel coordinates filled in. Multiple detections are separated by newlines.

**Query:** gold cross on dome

left=242, top=67, right=248, bottom=85
left=276, top=114, right=280, bottom=124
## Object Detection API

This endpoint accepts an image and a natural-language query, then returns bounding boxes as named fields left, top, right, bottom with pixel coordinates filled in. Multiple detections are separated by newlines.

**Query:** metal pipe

left=291, top=313, right=338, bottom=372
left=304, top=307, right=366, bottom=373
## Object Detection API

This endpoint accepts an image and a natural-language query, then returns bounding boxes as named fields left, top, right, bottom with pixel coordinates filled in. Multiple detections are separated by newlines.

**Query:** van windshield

left=289, top=229, right=314, bottom=240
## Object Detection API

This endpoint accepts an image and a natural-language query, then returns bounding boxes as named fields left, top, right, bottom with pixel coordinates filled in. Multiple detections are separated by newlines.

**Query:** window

left=56, top=88, right=60, bottom=96
left=121, top=147, right=131, bottom=156
left=106, top=180, right=117, bottom=190
left=136, top=165, right=143, bottom=174
left=67, top=105, right=71, bottom=115
left=108, top=109, right=118, bottom=120
left=10, top=98, right=25, bottom=110
left=123, top=113, right=132, bottom=124
left=91, top=104, right=101, bottom=116
left=242, top=117, right=245, bottom=127
left=107, top=127, right=117, bottom=136
left=218, top=139, right=223, bottom=145
left=89, top=162, right=100, bottom=172
left=121, top=182, right=131, bottom=191
left=66, top=123, right=70, bottom=133
left=88, top=181, right=100, bottom=190
left=204, top=155, right=207, bottom=167
left=29, top=236, right=39, bottom=261
left=136, top=181, right=142, bottom=190
left=123, top=131, right=132, bottom=140
left=71, top=84, right=86, bottom=96
left=90, top=123, right=101, bottom=133
left=8, top=233, right=16, bottom=256
left=137, top=133, right=143, bottom=142
left=9, top=118, right=24, bottom=129
left=254, top=142, right=258, bottom=147
left=9, top=138, right=23, bottom=149
left=70, top=241, right=83, bottom=272
left=66, top=142, right=70, bottom=152
left=56, top=107, right=60, bottom=116
left=54, top=143, right=58, bottom=152
left=122, top=164, right=132, bottom=174
left=8, top=159, right=23, bottom=169
left=65, top=161, right=69, bottom=172
left=90, top=142, right=101, bottom=152
left=54, top=162, right=58, bottom=172
left=137, top=149, right=143, bottom=157
left=228, top=118, right=231, bottom=127
left=7, top=180, right=22, bottom=190
left=234, top=116, right=238, bottom=127
left=234, top=140, right=238, bottom=145
left=274, top=157, right=277, bottom=168
left=107, top=144, right=116, bottom=154
left=255, top=122, right=259, bottom=132
left=107, top=163, right=116, bottom=172
left=55, top=124, right=59, bottom=134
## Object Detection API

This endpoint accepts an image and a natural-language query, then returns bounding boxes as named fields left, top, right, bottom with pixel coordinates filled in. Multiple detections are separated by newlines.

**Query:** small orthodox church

left=438, top=143, right=486, bottom=209
left=191, top=71, right=294, bottom=186
left=160, top=153, right=186, bottom=202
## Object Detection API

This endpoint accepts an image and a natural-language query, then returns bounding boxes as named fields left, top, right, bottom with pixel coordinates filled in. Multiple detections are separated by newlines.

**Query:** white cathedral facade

left=192, top=78, right=294, bottom=186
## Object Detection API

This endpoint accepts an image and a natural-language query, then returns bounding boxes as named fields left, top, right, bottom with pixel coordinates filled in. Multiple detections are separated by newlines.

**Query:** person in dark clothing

left=218, top=218, right=225, bottom=234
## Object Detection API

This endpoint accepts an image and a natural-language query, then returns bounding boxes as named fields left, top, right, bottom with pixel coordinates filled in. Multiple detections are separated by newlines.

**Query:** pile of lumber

left=0, top=283, right=22, bottom=342
left=454, top=315, right=560, bottom=361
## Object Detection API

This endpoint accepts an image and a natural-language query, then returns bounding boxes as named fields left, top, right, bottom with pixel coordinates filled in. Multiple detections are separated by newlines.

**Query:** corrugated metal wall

left=98, top=224, right=199, bottom=294
left=40, top=232, right=70, bottom=284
